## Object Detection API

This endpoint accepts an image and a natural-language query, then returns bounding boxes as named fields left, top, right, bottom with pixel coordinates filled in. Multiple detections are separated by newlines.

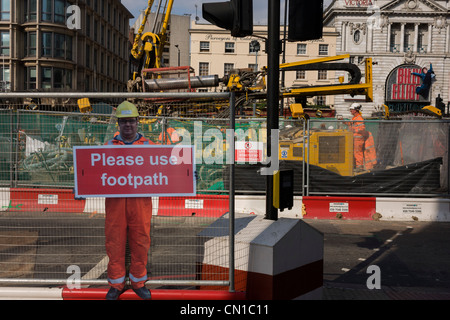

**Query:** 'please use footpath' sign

left=73, top=145, right=196, bottom=198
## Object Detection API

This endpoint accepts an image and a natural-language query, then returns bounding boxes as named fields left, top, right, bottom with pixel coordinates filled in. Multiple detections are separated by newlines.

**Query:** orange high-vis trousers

left=353, top=136, right=365, bottom=169
left=105, top=197, right=152, bottom=290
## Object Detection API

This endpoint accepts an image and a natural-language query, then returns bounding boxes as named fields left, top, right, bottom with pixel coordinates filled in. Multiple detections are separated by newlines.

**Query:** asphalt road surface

left=306, top=219, right=450, bottom=299
left=1, top=210, right=450, bottom=299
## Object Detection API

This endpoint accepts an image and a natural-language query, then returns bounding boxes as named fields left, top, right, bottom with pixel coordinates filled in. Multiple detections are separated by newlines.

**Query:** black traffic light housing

left=288, top=0, right=323, bottom=41
left=273, top=170, right=294, bottom=212
left=436, top=94, right=445, bottom=112
left=202, top=0, right=253, bottom=37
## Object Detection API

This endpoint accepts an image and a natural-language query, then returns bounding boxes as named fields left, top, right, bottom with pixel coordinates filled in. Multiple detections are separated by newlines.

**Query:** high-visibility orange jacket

left=107, top=133, right=154, bottom=146
left=364, top=131, right=377, bottom=170
left=104, top=133, right=154, bottom=290
left=158, top=127, right=180, bottom=145
left=349, top=113, right=365, bottom=169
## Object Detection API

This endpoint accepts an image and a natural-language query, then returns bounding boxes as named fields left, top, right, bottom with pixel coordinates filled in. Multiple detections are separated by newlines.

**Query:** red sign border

left=73, top=145, right=196, bottom=198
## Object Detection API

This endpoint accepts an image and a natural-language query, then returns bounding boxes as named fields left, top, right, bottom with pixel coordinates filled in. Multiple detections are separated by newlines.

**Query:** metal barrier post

left=229, top=91, right=235, bottom=292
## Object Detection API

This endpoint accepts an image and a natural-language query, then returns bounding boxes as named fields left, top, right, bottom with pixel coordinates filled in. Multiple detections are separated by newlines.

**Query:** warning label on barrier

left=73, top=145, right=196, bottom=198
left=235, top=141, right=263, bottom=163
left=329, top=202, right=349, bottom=213
left=185, top=199, right=204, bottom=209
left=38, top=194, right=58, bottom=205
left=402, top=203, right=422, bottom=214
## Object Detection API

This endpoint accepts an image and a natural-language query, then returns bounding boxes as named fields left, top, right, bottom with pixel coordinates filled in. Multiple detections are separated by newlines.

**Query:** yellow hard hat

left=116, top=101, right=139, bottom=118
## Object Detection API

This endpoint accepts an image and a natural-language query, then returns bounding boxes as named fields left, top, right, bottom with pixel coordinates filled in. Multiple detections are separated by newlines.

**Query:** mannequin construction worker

left=104, top=101, right=154, bottom=300
left=347, top=103, right=366, bottom=171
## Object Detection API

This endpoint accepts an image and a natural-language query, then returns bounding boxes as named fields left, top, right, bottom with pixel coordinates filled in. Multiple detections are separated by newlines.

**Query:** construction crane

left=128, top=0, right=174, bottom=92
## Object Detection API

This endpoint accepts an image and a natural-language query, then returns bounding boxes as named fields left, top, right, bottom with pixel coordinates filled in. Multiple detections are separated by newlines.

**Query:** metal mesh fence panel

left=0, top=96, right=237, bottom=288
left=304, top=119, right=449, bottom=196
left=0, top=95, right=449, bottom=287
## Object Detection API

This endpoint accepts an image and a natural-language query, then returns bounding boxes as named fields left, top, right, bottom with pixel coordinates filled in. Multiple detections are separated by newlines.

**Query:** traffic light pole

left=265, top=0, right=280, bottom=221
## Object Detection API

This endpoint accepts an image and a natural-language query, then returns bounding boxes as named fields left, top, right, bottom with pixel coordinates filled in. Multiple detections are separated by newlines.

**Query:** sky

left=122, top=0, right=334, bottom=27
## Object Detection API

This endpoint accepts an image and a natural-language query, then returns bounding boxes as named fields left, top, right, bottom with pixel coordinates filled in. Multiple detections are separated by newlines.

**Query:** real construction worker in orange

left=362, top=130, right=377, bottom=170
left=346, top=103, right=366, bottom=171
left=104, top=101, right=154, bottom=300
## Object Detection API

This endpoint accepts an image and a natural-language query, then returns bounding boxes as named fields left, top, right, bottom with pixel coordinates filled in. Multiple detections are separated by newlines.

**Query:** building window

left=0, top=0, right=10, bottom=21
left=297, top=43, right=307, bottom=55
left=26, top=32, right=37, bottom=57
left=353, top=30, right=361, bottom=44
left=318, top=44, right=328, bottom=56
left=225, top=42, right=235, bottom=53
left=42, top=67, right=72, bottom=89
left=224, top=63, right=234, bottom=76
left=390, top=24, right=400, bottom=53
left=200, top=41, right=210, bottom=52
left=0, top=31, right=9, bottom=56
left=42, top=32, right=73, bottom=60
left=318, top=70, right=327, bottom=80
left=417, top=25, right=428, bottom=53
left=42, top=0, right=66, bottom=24
left=316, top=96, right=326, bottom=106
left=25, top=0, right=37, bottom=21
left=248, top=64, right=257, bottom=72
left=27, top=67, right=37, bottom=90
left=86, top=44, right=91, bottom=68
left=101, top=24, right=105, bottom=46
left=42, top=32, right=52, bottom=56
left=86, top=14, right=91, bottom=38
left=0, top=66, right=10, bottom=91
left=199, top=62, right=209, bottom=76
left=296, top=70, right=306, bottom=80
left=94, top=20, right=98, bottom=42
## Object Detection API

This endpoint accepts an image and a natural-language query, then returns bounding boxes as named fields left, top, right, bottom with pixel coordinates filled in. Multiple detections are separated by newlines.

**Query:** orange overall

left=363, top=131, right=377, bottom=170
left=105, top=134, right=154, bottom=290
left=350, top=113, right=365, bottom=169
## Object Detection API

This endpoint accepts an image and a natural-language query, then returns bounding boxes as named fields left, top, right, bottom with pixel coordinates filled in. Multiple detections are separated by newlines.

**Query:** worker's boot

left=133, top=287, right=151, bottom=300
left=106, top=287, right=124, bottom=300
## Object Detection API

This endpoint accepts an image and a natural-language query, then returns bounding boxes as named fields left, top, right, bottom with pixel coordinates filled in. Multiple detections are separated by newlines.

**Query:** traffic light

left=288, top=0, right=323, bottom=42
left=202, top=0, right=253, bottom=37
left=273, top=170, right=294, bottom=212
left=436, top=94, right=445, bottom=112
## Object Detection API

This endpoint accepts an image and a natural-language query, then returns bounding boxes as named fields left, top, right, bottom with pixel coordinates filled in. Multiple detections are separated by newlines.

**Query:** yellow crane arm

left=131, top=0, right=155, bottom=60
left=131, top=0, right=174, bottom=75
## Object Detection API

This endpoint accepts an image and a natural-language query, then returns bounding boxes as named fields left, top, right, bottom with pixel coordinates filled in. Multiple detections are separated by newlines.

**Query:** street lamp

left=250, top=40, right=260, bottom=71
left=250, top=40, right=260, bottom=116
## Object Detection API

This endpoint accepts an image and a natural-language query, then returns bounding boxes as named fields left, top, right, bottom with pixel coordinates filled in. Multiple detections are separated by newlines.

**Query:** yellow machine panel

left=279, top=130, right=354, bottom=176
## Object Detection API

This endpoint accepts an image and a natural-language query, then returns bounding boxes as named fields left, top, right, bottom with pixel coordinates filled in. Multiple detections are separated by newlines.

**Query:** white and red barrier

left=199, top=214, right=323, bottom=300
left=236, top=195, right=450, bottom=222
left=1, top=188, right=449, bottom=221
left=0, top=188, right=85, bottom=213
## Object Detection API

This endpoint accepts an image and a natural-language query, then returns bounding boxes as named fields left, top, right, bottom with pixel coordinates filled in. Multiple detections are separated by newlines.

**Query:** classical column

left=414, top=23, right=419, bottom=53
left=387, top=23, right=391, bottom=52
left=428, top=24, right=433, bottom=53
left=400, top=23, right=405, bottom=53
left=342, top=21, right=347, bottom=52
left=446, top=24, right=450, bottom=53
left=367, top=21, right=373, bottom=52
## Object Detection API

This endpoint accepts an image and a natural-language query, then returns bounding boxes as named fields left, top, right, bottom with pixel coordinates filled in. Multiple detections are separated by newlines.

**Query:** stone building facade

left=324, top=0, right=450, bottom=118
left=190, top=22, right=339, bottom=108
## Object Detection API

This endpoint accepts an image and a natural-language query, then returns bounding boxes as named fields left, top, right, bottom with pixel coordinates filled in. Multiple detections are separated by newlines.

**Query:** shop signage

left=385, top=64, right=429, bottom=103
